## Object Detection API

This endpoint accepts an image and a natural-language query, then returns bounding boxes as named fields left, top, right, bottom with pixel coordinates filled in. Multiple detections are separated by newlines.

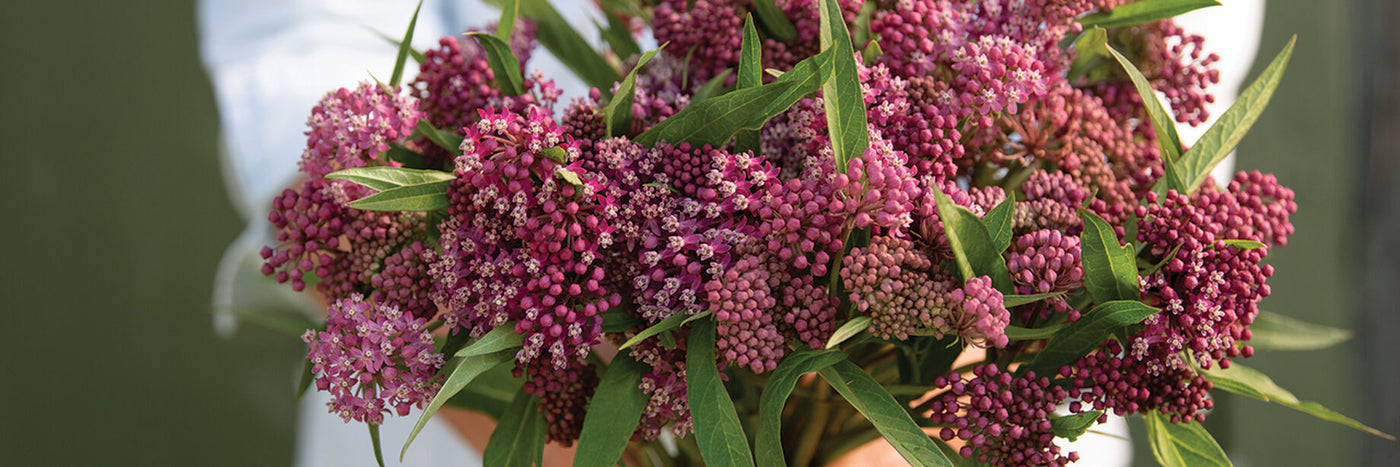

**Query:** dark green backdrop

left=0, top=1, right=1386, bottom=465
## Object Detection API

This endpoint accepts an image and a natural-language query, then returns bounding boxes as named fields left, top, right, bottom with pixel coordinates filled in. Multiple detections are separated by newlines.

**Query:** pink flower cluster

left=303, top=295, right=443, bottom=425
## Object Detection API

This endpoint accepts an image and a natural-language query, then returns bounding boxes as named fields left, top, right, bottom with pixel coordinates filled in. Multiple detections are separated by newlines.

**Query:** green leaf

left=368, top=424, right=386, bottom=467
left=346, top=180, right=450, bottom=212
left=818, top=0, right=869, bottom=173
left=1142, top=411, right=1231, bottom=467
left=373, top=30, right=426, bottom=64
left=495, top=0, right=519, bottom=43
left=325, top=166, right=454, bottom=192
left=818, top=361, right=954, bottom=467
left=750, top=0, right=797, bottom=41
left=402, top=348, right=518, bottom=459
left=483, top=391, right=548, bottom=467
left=1020, top=300, right=1158, bottom=377
left=1003, top=291, right=1068, bottom=308
left=456, top=325, right=526, bottom=358
left=296, top=358, right=315, bottom=399
left=1078, top=208, right=1139, bottom=303
left=617, top=311, right=687, bottom=350
left=383, top=143, right=429, bottom=169
left=755, top=349, right=847, bottom=467
left=467, top=33, right=527, bottom=96
left=739, top=15, right=763, bottom=91
left=575, top=351, right=651, bottom=467
left=1004, top=324, right=1063, bottom=341
left=601, top=306, right=644, bottom=333
left=984, top=196, right=1016, bottom=253
left=598, top=12, right=641, bottom=59
left=415, top=119, right=464, bottom=154
left=930, top=184, right=1015, bottom=292
left=633, top=81, right=797, bottom=147
left=690, top=69, right=732, bottom=105
left=686, top=318, right=756, bottom=467
left=861, top=39, right=884, bottom=67
left=515, top=0, right=619, bottom=95
left=604, top=45, right=665, bottom=137
left=825, top=316, right=872, bottom=349
left=444, top=361, right=523, bottom=419
left=1078, top=0, right=1221, bottom=29
left=852, top=0, right=876, bottom=47
left=1174, top=37, right=1294, bottom=194
left=1246, top=310, right=1351, bottom=351
left=1080, top=28, right=1185, bottom=193
left=390, top=0, right=424, bottom=87
left=1220, top=239, right=1267, bottom=250
left=1202, top=363, right=1394, bottom=440
left=1050, top=410, right=1103, bottom=441
left=735, top=14, right=764, bottom=155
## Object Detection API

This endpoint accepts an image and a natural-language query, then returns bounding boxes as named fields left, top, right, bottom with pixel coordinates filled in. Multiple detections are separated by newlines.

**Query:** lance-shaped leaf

left=617, top=311, right=687, bottom=350
left=1142, top=411, right=1231, bottom=467
left=483, top=391, right=548, bottom=467
left=633, top=81, right=797, bottom=147
left=575, top=351, right=651, bottom=467
left=598, top=12, right=641, bottom=59
left=390, top=0, right=424, bottom=87
left=1174, top=37, right=1295, bottom=194
left=604, top=45, right=665, bottom=137
left=515, top=0, right=619, bottom=95
left=1220, top=239, right=1267, bottom=250
left=467, top=33, right=527, bottom=96
left=984, top=196, right=1016, bottom=253
left=691, top=68, right=734, bottom=105
left=375, top=30, right=426, bottom=64
left=326, top=166, right=454, bottom=192
left=415, top=119, right=464, bottom=154
left=1002, top=290, right=1068, bottom=308
left=347, top=180, right=450, bottom=212
left=818, top=0, right=869, bottom=173
left=930, top=184, right=1015, bottom=292
left=818, top=360, right=953, bottom=467
left=495, top=0, right=518, bottom=42
left=444, top=361, right=523, bottom=419
left=1078, top=208, right=1139, bottom=304
left=600, top=306, right=644, bottom=333
left=686, top=318, right=756, bottom=467
left=1246, top=310, right=1351, bottom=351
left=1078, top=0, right=1221, bottom=29
left=455, top=325, right=525, bottom=358
left=368, top=424, right=386, bottom=467
left=735, top=14, right=764, bottom=155
left=1004, top=324, right=1063, bottom=341
left=402, top=348, right=518, bottom=459
left=825, top=316, right=872, bottom=349
left=1050, top=410, right=1104, bottom=442
left=1202, top=363, right=1394, bottom=440
left=1079, top=28, right=1186, bottom=193
left=1019, top=300, right=1158, bottom=377
left=751, top=0, right=797, bottom=41
left=755, top=348, right=847, bottom=467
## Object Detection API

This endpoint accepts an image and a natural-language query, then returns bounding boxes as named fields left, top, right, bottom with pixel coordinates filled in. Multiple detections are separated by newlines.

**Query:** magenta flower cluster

left=925, top=365, right=1077, bottom=466
left=303, top=295, right=443, bottom=425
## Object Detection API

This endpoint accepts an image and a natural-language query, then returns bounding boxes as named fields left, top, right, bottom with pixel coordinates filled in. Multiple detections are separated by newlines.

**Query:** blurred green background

left=0, top=1, right=1392, bottom=466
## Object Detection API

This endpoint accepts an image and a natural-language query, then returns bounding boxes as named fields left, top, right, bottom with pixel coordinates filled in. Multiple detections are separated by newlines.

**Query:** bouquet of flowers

left=253, top=0, right=1393, bottom=465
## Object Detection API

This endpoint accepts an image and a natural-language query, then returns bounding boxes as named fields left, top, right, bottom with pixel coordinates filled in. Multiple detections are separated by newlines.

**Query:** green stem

left=791, top=381, right=832, bottom=467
